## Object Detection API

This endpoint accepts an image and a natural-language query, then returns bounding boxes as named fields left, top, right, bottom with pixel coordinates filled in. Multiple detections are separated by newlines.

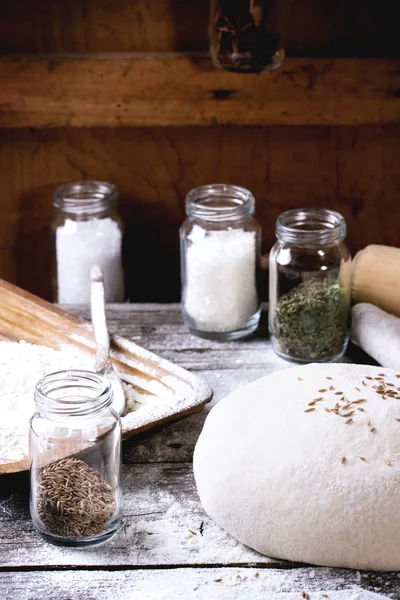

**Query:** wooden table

left=1, top=305, right=399, bottom=600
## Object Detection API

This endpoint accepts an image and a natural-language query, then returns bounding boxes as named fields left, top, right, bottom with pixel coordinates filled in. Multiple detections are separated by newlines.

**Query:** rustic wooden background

left=0, top=0, right=399, bottom=302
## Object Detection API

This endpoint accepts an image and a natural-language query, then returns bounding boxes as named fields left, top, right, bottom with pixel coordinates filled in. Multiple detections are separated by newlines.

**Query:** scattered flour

left=0, top=340, right=198, bottom=465
left=4, top=568, right=391, bottom=600
left=0, top=341, right=92, bottom=463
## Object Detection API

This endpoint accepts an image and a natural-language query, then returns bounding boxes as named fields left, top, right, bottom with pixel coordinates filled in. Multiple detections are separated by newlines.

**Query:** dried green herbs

left=36, top=457, right=115, bottom=538
left=272, top=278, right=349, bottom=361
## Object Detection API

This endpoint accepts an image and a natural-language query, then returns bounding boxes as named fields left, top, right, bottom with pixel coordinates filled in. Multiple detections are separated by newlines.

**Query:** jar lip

left=186, top=184, right=255, bottom=221
left=53, top=181, right=119, bottom=217
left=276, top=208, right=346, bottom=244
left=35, top=370, right=113, bottom=417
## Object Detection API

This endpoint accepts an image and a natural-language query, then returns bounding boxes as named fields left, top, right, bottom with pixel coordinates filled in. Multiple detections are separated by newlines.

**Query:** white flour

left=0, top=341, right=93, bottom=463
left=0, top=340, right=192, bottom=465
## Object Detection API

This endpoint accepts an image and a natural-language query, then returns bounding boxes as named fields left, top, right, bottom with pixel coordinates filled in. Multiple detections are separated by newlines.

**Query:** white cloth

left=351, top=303, right=400, bottom=369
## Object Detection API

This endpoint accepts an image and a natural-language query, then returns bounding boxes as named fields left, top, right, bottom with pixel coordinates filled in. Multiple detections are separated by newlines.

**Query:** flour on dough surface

left=194, top=363, right=400, bottom=571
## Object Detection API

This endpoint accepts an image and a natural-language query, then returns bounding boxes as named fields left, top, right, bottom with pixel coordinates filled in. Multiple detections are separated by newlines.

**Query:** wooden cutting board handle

left=352, top=245, right=400, bottom=317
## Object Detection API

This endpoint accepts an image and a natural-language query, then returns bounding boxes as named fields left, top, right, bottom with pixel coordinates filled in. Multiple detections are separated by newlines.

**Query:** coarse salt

left=183, top=228, right=258, bottom=332
left=56, top=218, right=124, bottom=304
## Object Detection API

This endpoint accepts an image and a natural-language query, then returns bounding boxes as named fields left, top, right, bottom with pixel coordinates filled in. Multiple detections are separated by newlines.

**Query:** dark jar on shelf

left=209, top=0, right=284, bottom=73
left=269, top=209, right=352, bottom=363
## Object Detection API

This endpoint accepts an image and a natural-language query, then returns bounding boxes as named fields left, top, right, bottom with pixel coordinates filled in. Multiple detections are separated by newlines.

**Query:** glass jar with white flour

left=51, top=181, right=124, bottom=304
left=180, top=184, right=261, bottom=340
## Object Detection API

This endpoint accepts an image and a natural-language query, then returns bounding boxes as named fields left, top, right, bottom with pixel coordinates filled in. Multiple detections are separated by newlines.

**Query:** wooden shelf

left=0, top=53, right=399, bottom=127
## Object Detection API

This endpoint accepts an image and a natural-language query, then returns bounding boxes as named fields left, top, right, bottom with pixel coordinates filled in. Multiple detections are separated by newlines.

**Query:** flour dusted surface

left=0, top=341, right=93, bottom=463
left=194, top=363, right=400, bottom=571
left=0, top=340, right=197, bottom=465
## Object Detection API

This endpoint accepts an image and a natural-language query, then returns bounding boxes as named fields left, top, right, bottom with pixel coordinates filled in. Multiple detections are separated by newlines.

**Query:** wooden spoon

left=90, top=265, right=126, bottom=415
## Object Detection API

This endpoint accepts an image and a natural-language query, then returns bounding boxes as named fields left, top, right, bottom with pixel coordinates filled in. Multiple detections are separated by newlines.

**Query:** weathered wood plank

left=0, top=55, right=399, bottom=127
left=72, top=305, right=373, bottom=370
left=0, top=463, right=278, bottom=568
left=72, top=305, right=374, bottom=466
left=0, top=302, right=384, bottom=597
left=0, top=0, right=210, bottom=54
left=0, top=567, right=398, bottom=600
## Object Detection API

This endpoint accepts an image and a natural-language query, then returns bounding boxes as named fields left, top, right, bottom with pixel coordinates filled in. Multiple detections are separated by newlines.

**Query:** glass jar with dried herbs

left=269, top=209, right=351, bottom=362
left=29, top=370, right=122, bottom=546
left=209, top=0, right=284, bottom=73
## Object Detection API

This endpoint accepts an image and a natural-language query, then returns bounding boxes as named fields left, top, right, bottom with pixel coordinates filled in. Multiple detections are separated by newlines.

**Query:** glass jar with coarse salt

left=180, top=184, right=261, bottom=341
left=51, top=181, right=124, bottom=304
left=29, top=370, right=122, bottom=546
left=269, top=208, right=352, bottom=363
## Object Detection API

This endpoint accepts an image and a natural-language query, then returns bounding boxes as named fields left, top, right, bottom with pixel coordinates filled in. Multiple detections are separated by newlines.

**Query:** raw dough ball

left=193, top=363, right=400, bottom=571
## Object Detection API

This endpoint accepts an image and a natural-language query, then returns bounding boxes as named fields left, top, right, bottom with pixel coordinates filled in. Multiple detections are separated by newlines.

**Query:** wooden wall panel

left=1, top=0, right=399, bottom=56
left=0, top=126, right=398, bottom=302
left=0, top=0, right=209, bottom=53
left=1, top=55, right=398, bottom=128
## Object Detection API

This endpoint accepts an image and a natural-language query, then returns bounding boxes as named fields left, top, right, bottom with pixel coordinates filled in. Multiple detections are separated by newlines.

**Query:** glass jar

left=209, top=0, right=284, bottom=73
left=51, top=181, right=125, bottom=304
left=269, top=208, right=352, bottom=362
left=29, top=370, right=122, bottom=546
left=180, top=184, right=261, bottom=341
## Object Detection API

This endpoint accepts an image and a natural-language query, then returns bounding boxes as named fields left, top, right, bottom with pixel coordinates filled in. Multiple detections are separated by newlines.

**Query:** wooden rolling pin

left=352, top=245, right=400, bottom=317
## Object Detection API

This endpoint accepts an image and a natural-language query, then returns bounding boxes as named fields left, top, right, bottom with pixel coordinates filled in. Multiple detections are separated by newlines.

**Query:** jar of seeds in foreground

left=269, top=208, right=351, bottom=362
left=29, top=370, right=122, bottom=546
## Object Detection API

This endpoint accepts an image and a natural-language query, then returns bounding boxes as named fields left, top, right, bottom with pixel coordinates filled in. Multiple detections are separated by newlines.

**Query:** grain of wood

left=0, top=126, right=399, bottom=301
left=0, top=0, right=210, bottom=54
left=0, top=568, right=398, bottom=600
left=0, top=0, right=398, bottom=58
left=72, top=305, right=372, bottom=466
left=0, top=463, right=275, bottom=568
left=0, top=55, right=399, bottom=127
left=352, top=246, right=400, bottom=318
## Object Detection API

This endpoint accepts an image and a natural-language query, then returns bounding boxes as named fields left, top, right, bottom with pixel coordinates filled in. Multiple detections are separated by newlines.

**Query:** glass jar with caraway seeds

left=269, top=208, right=351, bottom=362
left=29, top=370, right=122, bottom=546
left=180, top=184, right=261, bottom=341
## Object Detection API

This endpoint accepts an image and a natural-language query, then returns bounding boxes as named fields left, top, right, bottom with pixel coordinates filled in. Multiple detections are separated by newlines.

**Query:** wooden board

left=0, top=284, right=212, bottom=474
left=0, top=54, right=399, bottom=127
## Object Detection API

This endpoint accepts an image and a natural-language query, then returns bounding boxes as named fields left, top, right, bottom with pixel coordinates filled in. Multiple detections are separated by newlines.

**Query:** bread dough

left=193, top=363, right=400, bottom=571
